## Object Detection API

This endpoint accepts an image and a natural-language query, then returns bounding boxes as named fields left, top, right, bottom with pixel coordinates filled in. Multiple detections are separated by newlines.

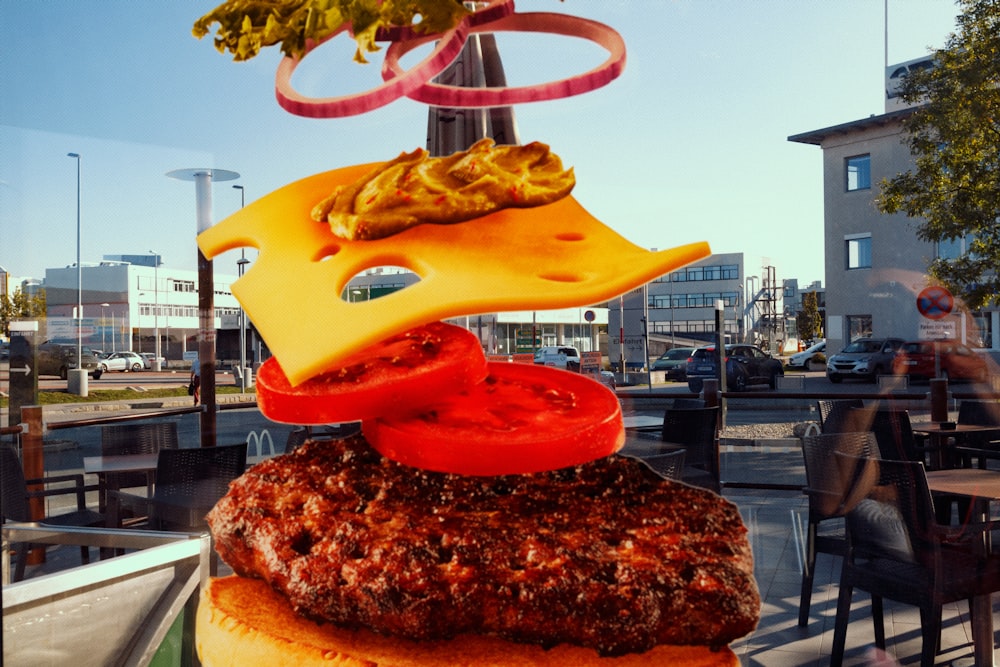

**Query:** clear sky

left=0, top=0, right=962, bottom=289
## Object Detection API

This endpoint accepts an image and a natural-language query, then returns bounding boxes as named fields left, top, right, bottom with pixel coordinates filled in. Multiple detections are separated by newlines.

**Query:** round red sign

left=916, top=286, right=953, bottom=320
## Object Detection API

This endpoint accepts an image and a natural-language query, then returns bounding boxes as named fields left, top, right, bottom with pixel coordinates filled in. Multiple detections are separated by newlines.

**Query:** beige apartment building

left=789, top=56, right=998, bottom=356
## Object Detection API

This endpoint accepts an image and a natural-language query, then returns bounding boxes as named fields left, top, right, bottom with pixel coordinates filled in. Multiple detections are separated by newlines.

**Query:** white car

left=140, top=352, right=166, bottom=369
left=98, top=351, right=146, bottom=372
left=786, top=341, right=826, bottom=369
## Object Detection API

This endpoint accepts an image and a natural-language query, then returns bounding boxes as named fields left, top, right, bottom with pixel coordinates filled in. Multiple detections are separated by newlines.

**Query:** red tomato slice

left=256, top=321, right=487, bottom=424
left=362, top=362, right=624, bottom=475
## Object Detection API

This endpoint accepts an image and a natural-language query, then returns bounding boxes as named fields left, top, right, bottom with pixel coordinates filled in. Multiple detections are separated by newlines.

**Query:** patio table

left=926, top=468, right=1000, bottom=666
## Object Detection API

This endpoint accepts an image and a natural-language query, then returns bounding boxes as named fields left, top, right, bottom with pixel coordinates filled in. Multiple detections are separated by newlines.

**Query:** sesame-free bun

left=196, top=576, right=738, bottom=667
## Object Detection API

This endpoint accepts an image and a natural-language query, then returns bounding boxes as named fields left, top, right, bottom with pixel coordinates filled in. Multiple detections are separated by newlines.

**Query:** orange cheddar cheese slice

left=197, top=163, right=710, bottom=386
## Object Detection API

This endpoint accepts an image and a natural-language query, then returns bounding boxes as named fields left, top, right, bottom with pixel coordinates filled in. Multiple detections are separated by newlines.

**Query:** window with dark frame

left=845, top=234, right=872, bottom=269
left=846, top=154, right=871, bottom=191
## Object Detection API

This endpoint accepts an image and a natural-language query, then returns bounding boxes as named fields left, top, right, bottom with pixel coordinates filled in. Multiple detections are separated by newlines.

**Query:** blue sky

left=1, top=1, right=962, bottom=288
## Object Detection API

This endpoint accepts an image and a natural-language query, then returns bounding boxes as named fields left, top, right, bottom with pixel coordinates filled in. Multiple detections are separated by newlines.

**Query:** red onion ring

left=275, top=22, right=468, bottom=118
left=381, top=12, right=626, bottom=108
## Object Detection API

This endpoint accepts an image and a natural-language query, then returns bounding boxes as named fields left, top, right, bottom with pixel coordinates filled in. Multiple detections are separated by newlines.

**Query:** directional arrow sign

left=10, top=365, right=31, bottom=376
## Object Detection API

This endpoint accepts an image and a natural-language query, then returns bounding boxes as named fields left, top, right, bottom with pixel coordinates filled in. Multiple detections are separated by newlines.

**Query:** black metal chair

left=955, top=399, right=1000, bottom=468
left=100, top=422, right=179, bottom=509
left=110, top=443, right=247, bottom=532
left=621, top=447, right=686, bottom=481
left=817, top=398, right=863, bottom=432
left=661, top=406, right=721, bottom=491
left=1, top=445, right=105, bottom=582
left=796, top=432, right=877, bottom=627
left=831, top=455, right=1000, bottom=667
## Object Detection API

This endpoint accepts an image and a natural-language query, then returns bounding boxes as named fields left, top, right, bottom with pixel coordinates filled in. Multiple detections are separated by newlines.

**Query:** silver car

left=826, top=337, right=904, bottom=383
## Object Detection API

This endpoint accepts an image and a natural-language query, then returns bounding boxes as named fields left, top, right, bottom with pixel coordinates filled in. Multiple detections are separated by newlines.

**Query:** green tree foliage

left=0, top=287, right=46, bottom=337
left=796, top=291, right=822, bottom=343
left=877, top=0, right=1000, bottom=310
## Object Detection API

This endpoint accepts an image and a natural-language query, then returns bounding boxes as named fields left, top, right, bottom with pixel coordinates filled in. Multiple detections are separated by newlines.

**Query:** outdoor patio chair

left=955, top=399, right=1000, bottom=468
left=620, top=447, right=686, bottom=481
left=1, top=445, right=105, bottom=582
left=817, top=398, right=863, bottom=431
left=110, top=443, right=247, bottom=531
left=660, top=406, right=721, bottom=491
left=796, top=432, right=877, bottom=627
left=830, top=455, right=1000, bottom=667
left=100, top=421, right=179, bottom=507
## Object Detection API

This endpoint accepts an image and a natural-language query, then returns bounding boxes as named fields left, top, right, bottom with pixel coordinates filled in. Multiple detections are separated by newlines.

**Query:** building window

left=846, top=315, right=872, bottom=342
left=845, top=234, right=872, bottom=269
left=846, top=154, right=871, bottom=191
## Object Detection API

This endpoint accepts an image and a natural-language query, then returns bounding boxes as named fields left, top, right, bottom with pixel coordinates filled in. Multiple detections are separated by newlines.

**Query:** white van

left=533, top=346, right=581, bottom=371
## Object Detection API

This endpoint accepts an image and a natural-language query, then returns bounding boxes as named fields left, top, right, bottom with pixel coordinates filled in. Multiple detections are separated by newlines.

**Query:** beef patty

left=207, top=435, right=759, bottom=656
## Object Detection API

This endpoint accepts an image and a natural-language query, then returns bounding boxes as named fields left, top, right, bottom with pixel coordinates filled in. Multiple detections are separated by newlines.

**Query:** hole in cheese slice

left=197, top=162, right=711, bottom=386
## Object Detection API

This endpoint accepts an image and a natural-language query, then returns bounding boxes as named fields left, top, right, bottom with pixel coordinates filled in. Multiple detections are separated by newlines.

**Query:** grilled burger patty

left=207, top=435, right=759, bottom=656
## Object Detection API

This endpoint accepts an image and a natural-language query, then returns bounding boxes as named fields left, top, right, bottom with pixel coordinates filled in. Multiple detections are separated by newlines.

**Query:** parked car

left=36, top=342, right=103, bottom=379
left=892, top=339, right=989, bottom=383
left=686, top=344, right=784, bottom=392
left=786, top=341, right=826, bottom=369
left=140, top=352, right=166, bottom=369
left=585, top=369, right=617, bottom=390
left=98, top=351, right=146, bottom=373
left=826, top=337, right=904, bottom=383
left=533, top=346, right=581, bottom=372
left=651, top=347, right=695, bottom=380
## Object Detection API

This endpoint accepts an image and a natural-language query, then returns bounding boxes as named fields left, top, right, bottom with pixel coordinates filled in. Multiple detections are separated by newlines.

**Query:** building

left=607, top=252, right=806, bottom=368
left=789, top=56, right=998, bottom=355
left=42, top=257, right=243, bottom=363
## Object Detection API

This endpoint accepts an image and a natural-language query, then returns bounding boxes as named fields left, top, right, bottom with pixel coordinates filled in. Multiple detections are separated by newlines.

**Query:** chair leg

left=80, top=545, right=91, bottom=565
left=919, top=604, right=942, bottom=667
left=831, top=579, right=854, bottom=667
left=872, top=595, right=885, bottom=649
left=798, top=522, right=818, bottom=627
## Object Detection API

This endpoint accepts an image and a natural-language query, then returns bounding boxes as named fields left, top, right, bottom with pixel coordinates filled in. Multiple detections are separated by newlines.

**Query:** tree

left=796, top=291, right=822, bottom=343
left=0, top=287, right=46, bottom=337
left=877, top=0, right=1000, bottom=310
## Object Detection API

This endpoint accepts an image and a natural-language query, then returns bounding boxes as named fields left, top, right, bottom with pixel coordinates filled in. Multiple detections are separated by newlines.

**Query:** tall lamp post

left=232, top=185, right=251, bottom=391
left=66, top=152, right=87, bottom=396
left=168, top=167, right=240, bottom=448
left=149, top=250, right=161, bottom=371
left=100, top=302, right=109, bottom=351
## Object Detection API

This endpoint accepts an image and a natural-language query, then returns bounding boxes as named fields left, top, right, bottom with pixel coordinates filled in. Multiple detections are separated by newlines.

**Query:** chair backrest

left=0, top=445, right=31, bottom=522
left=869, top=408, right=919, bottom=462
left=839, top=455, right=936, bottom=566
left=958, top=399, right=1000, bottom=426
left=817, top=398, right=864, bottom=431
left=671, top=397, right=705, bottom=410
left=102, top=422, right=180, bottom=490
left=629, top=448, right=686, bottom=481
left=661, top=406, right=719, bottom=472
left=153, top=443, right=247, bottom=508
left=800, top=432, right=877, bottom=519
left=826, top=406, right=919, bottom=463
left=101, top=422, right=179, bottom=456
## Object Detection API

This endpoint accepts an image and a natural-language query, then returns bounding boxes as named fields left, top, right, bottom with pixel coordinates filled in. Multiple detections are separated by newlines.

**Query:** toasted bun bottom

left=197, top=576, right=738, bottom=667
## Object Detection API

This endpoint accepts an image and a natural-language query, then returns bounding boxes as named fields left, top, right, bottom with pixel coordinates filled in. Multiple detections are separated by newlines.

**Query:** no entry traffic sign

left=916, top=286, right=954, bottom=320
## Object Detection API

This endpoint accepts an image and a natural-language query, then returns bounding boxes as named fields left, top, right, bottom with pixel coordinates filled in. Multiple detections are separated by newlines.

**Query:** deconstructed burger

left=193, top=139, right=757, bottom=667
left=192, top=3, right=758, bottom=664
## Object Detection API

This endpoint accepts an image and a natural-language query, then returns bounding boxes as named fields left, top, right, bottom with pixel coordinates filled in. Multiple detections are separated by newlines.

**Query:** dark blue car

left=686, top=344, right=783, bottom=392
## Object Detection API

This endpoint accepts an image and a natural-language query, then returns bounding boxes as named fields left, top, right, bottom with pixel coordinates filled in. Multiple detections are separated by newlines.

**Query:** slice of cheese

left=197, top=163, right=710, bottom=386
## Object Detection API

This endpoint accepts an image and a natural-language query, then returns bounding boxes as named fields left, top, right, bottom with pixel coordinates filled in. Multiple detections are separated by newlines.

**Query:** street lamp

left=167, top=167, right=240, bottom=448
left=137, top=292, right=145, bottom=353
left=100, top=302, right=109, bottom=350
left=66, top=152, right=87, bottom=396
left=233, top=184, right=251, bottom=391
left=149, top=250, right=161, bottom=371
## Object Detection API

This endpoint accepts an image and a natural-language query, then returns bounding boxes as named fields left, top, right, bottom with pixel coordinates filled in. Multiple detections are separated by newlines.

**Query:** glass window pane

left=847, top=155, right=871, bottom=191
